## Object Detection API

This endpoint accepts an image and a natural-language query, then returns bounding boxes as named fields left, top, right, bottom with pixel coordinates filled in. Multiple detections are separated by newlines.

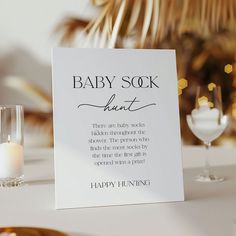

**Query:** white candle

left=0, top=142, right=23, bottom=179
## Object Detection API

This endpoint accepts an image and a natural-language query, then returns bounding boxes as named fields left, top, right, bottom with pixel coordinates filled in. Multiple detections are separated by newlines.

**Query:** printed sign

left=52, top=48, right=184, bottom=209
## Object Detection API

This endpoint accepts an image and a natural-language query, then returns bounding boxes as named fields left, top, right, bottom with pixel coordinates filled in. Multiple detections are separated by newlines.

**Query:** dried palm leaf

left=3, top=76, right=52, bottom=112
left=54, top=17, right=89, bottom=45
left=83, top=1, right=113, bottom=47
left=92, top=0, right=109, bottom=6
left=126, top=0, right=141, bottom=35
left=55, top=0, right=236, bottom=48
left=99, top=15, right=111, bottom=48
left=150, top=0, right=159, bottom=46
left=109, top=0, right=128, bottom=48
left=139, top=0, right=153, bottom=48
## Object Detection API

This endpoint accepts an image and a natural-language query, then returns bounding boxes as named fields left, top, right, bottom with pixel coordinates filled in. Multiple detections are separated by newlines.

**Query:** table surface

left=0, top=146, right=236, bottom=236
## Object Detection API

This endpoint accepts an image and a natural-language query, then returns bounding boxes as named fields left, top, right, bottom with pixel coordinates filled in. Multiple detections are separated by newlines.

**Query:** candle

left=0, top=105, right=24, bottom=186
left=188, top=97, right=227, bottom=142
left=0, top=141, right=23, bottom=179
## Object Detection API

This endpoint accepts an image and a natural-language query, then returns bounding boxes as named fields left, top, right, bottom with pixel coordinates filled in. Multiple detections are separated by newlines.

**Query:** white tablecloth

left=0, top=146, right=236, bottom=236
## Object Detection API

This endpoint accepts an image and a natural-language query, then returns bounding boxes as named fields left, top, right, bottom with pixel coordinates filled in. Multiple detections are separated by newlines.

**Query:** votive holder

left=0, top=105, right=24, bottom=187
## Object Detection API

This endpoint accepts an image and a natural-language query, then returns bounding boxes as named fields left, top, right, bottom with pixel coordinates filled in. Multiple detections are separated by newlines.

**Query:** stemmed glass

left=186, top=85, right=228, bottom=182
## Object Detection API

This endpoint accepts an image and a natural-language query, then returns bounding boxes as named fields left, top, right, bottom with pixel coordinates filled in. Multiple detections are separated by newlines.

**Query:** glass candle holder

left=0, top=105, right=24, bottom=187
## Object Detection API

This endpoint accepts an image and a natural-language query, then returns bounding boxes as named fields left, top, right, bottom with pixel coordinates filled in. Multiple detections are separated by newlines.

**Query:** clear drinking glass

left=0, top=105, right=24, bottom=187
left=186, top=86, right=228, bottom=182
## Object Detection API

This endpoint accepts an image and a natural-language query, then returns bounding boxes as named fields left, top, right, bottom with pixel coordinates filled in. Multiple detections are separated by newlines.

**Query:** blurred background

left=1, top=0, right=236, bottom=147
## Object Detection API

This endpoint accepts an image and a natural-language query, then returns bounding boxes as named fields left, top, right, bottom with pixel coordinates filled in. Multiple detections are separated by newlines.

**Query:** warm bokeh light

left=208, top=82, right=216, bottom=91
left=224, top=64, right=233, bottom=74
left=232, top=103, right=236, bottom=119
left=208, top=101, right=214, bottom=108
left=178, top=78, right=188, bottom=89
left=178, top=88, right=182, bottom=95
left=198, top=96, right=214, bottom=108
left=198, top=96, right=208, bottom=106
left=178, top=78, right=188, bottom=95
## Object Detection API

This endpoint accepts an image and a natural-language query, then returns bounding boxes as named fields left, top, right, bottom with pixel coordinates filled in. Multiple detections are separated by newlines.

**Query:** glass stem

left=204, top=141, right=211, bottom=177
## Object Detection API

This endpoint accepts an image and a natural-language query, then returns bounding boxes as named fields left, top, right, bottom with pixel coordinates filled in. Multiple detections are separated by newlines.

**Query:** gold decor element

left=0, top=227, right=67, bottom=236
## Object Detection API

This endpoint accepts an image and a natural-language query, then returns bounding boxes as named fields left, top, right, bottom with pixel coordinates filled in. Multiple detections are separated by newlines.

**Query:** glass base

left=195, top=174, right=224, bottom=183
left=0, top=176, right=24, bottom=187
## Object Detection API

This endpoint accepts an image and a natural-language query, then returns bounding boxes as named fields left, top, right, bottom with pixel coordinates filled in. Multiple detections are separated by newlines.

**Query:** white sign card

left=52, top=48, right=184, bottom=209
